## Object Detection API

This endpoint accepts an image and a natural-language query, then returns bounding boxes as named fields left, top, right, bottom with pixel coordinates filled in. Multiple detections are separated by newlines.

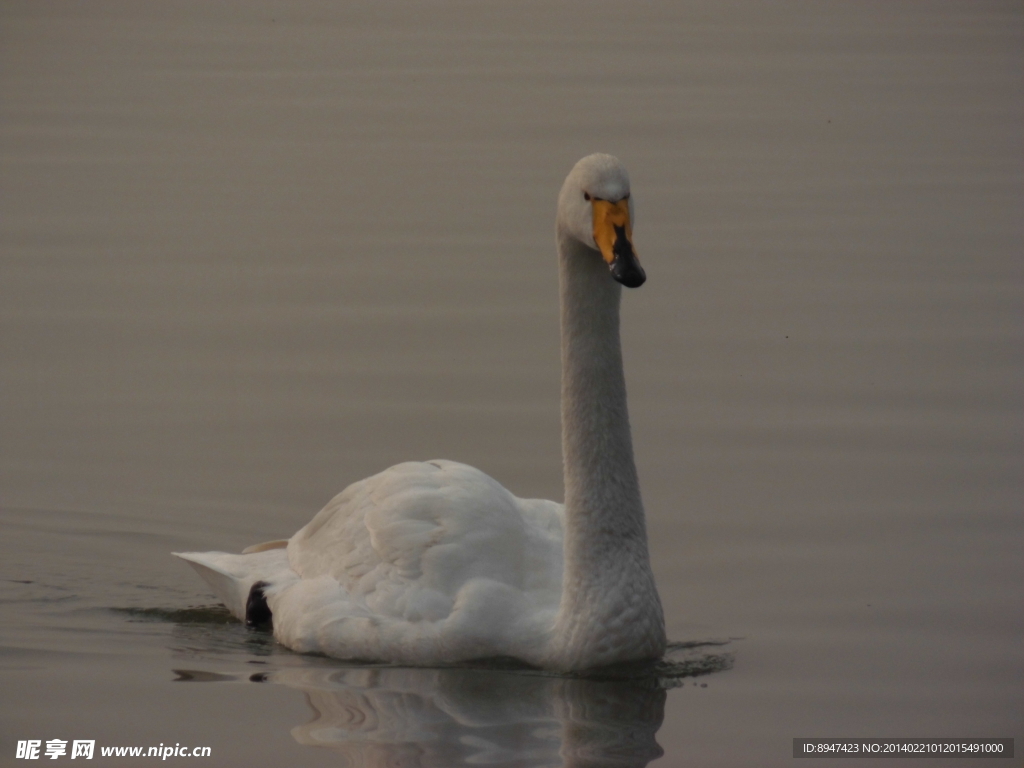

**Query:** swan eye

left=583, top=192, right=591, bottom=201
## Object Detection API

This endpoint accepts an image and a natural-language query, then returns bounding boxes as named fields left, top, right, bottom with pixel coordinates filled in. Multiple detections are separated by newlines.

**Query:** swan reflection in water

left=264, top=664, right=665, bottom=768
left=170, top=638, right=730, bottom=768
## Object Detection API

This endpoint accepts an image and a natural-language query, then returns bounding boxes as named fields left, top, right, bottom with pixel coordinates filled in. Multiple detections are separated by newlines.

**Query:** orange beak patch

left=591, top=198, right=634, bottom=266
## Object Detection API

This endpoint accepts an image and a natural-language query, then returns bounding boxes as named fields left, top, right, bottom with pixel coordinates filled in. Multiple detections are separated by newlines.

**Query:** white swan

left=175, top=154, right=666, bottom=671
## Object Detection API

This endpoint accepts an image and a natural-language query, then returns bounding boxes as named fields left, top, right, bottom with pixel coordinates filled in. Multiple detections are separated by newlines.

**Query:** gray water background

left=2, top=1, right=1021, bottom=765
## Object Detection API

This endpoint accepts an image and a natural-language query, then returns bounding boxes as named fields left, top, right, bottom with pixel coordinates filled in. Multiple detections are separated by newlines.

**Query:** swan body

left=176, top=154, right=666, bottom=671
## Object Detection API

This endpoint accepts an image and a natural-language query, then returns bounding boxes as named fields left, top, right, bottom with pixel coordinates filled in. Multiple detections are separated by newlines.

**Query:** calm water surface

left=2, top=2, right=1022, bottom=766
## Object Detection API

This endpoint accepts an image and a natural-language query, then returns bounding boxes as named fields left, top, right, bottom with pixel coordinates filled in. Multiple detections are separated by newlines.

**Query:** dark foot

left=245, top=581, right=273, bottom=629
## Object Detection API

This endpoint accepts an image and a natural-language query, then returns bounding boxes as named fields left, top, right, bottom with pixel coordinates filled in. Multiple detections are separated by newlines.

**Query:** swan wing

left=272, top=460, right=564, bottom=664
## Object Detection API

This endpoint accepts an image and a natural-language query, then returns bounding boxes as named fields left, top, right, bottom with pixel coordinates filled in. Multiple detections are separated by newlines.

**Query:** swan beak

left=592, top=198, right=646, bottom=288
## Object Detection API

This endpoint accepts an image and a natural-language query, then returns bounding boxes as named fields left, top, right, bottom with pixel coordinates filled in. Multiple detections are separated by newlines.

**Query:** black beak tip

left=611, top=257, right=647, bottom=288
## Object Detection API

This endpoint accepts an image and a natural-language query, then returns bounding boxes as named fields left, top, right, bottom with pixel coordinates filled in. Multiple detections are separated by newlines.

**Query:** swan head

left=557, top=154, right=645, bottom=288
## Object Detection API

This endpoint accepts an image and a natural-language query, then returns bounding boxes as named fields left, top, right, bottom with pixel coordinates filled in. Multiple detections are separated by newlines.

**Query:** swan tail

left=173, top=548, right=294, bottom=625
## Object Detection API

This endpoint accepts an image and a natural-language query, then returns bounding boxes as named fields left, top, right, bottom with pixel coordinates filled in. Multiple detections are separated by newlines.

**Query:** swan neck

left=552, top=229, right=665, bottom=668
left=558, top=233, right=642, bottom=533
